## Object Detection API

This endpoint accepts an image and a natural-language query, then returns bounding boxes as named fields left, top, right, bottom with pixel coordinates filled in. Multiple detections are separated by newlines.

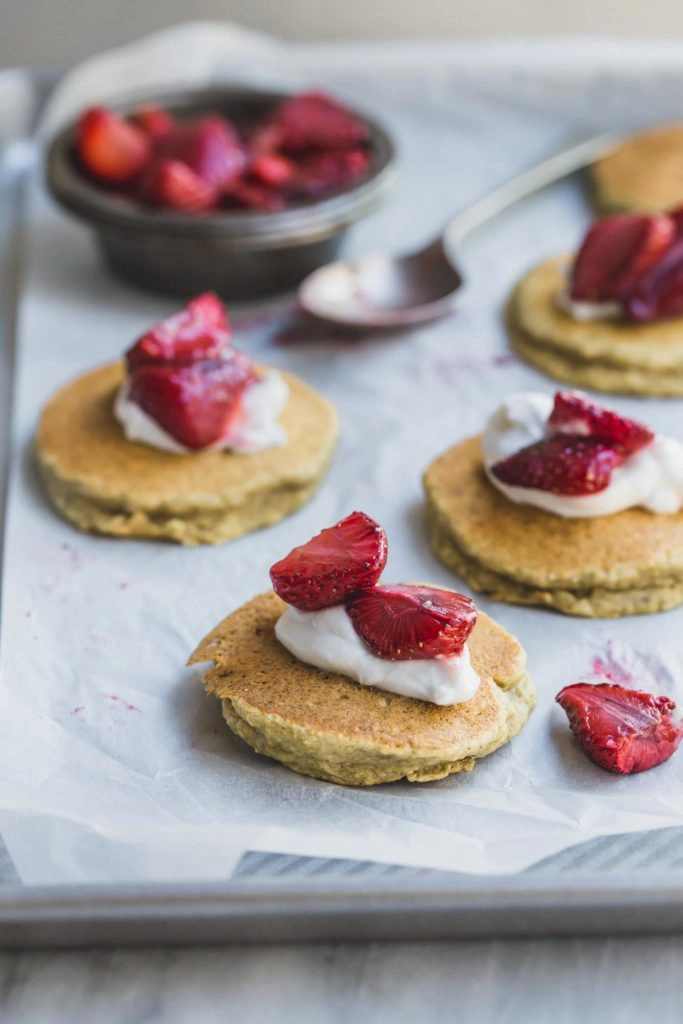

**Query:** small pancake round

left=36, top=362, right=338, bottom=545
left=189, top=591, right=535, bottom=786
left=424, top=435, right=683, bottom=618
left=508, top=256, right=683, bottom=396
left=592, top=125, right=683, bottom=213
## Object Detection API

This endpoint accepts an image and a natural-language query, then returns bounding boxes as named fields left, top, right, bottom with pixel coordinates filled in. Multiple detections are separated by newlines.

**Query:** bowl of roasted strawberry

left=46, top=87, right=397, bottom=298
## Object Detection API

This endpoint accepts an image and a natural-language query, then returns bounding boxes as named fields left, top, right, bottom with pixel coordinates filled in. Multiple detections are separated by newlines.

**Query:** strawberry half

left=131, top=104, right=175, bottom=142
left=126, top=293, right=230, bottom=371
left=346, top=585, right=477, bottom=661
left=270, top=512, right=387, bottom=612
left=128, top=353, right=255, bottom=450
left=173, top=116, right=247, bottom=191
left=570, top=214, right=675, bottom=302
left=490, top=436, right=624, bottom=496
left=77, top=106, right=151, bottom=184
left=624, top=238, right=683, bottom=322
left=139, top=159, right=218, bottom=212
left=556, top=682, right=683, bottom=774
left=547, top=392, right=654, bottom=456
left=264, top=91, right=370, bottom=154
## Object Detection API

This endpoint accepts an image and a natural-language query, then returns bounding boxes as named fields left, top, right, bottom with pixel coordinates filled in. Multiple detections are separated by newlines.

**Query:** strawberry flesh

left=624, top=238, right=683, bottom=322
left=77, top=106, right=150, bottom=184
left=346, top=584, right=477, bottom=661
left=264, top=91, right=370, bottom=154
left=138, top=159, right=218, bottom=212
left=556, top=682, right=683, bottom=774
left=128, top=353, right=255, bottom=450
left=547, top=391, right=654, bottom=456
left=126, top=293, right=230, bottom=371
left=570, top=214, right=675, bottom=302
left=270, top=512, right=387, bottom=612
left=285, top=149, right=370, bottom=199
left=131, top=104, right=175, bottom=142
left=172, top=116, right=247, bottom=190
left=491, top=436, right=624, bottom=496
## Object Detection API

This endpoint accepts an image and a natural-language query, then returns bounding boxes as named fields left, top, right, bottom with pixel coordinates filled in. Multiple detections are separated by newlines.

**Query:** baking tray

left=2, top=62, right=683, bottom=948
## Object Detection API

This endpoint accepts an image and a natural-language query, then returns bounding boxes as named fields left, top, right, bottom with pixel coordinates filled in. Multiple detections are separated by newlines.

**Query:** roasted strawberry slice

left=491, top=436, right=624, bottom=496
left=270, top=512, right=387, bottom=612
left=77, top=106, right=151, bottom=184
left=128, top=352, right=256, bottom=450
left=623, top=238, right=683, bottom=322
left=570, top=214, right=675, bottom=302
left=139, top=158, right=218, bottom=212
left=222, top=181, right=286, bottom=212
left=286, top=149, right=370, bottom=199
left=250, top=153, right=296, bottom=187
left=126, top=293, right=230, bottom=371
left=173, top=116, right=247, bottom=190
left=547, top=392, right=654, bottom=456
left=556, top=682, right=683, bottom=774
left=131, top=104, right=175, bottom=142
left=346, top=585, right=477, bottom=661
left=264, top=91, right=370, bottom=154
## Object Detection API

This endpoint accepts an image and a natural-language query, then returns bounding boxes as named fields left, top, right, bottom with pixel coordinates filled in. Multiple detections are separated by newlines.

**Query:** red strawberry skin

left=556, top=682, right=683, bottom=774
left=624, top=238, right=683, bottom=322
left=266, top=91, right=370, bottom=154
left=270, top=512, right=387, bottom=612
left=131, top=104, right=175, bottom=141
left=77, top=106, right=150, bottom=184
left=491, top=436, right=624, bottom=496
left=128, top=353, right=255, bottom=450
left=139, top=159, right=218, bottom=212
left=547, top=392, right=654, bottom=456
left=346, top=585, right=477, bottom=661
left=173, top=116, right=247, bottom=190
left=570, top=214, right=675, bottom=302
left=286, top=149, right=370, bottom=199
left=126, top=293, right=230, bottom=371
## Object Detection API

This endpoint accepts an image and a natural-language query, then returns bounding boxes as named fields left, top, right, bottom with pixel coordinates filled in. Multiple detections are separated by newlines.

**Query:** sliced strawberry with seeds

left=77, top=106, right=150, bottom=184
left=266, top=91, right=370, bottom=154
left=548, top=392, right=654, bottom=456
left=570, top=214, right=675, bottom=302
left=346, top=584, right=477, bottom=661
left=126, top=293, right=230, bottom=371
left=140, top=159, right=218, bottom=212
left=270, top=512, right=387, bottom=612
left=556, top=682, right=683, bottom=774
left=128, top=353, right=256, bottom=450
left=491, top=436, right=624, bottom=496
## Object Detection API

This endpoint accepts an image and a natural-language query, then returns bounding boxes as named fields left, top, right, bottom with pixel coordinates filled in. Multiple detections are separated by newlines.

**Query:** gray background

left=3, top=0, right=683, bottom=68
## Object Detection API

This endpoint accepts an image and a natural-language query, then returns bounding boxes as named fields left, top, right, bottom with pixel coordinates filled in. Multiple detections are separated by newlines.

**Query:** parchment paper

left=2, top=24, right=683, bottom=885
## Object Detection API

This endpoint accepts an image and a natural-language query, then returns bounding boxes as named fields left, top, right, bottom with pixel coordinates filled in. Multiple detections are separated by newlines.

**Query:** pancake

left=189, top=590, right=535, bottom=786
left=592, top=125, right=683, bottom=213
left=508, top=256, right=683, bottom=396
left=36, top=362, right=338, bottom=545
left=424, top=435, right=683, bottom=618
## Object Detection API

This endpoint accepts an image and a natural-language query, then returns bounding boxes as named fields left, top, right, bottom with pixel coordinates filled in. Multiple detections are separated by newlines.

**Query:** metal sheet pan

left=2, top=64, right=683, bottom=947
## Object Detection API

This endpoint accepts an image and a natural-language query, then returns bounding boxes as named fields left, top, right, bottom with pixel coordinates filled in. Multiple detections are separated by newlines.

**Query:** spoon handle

left=444, top=132, right=620, bottom=249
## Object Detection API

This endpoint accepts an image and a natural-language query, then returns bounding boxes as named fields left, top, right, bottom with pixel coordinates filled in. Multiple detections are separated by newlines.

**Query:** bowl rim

left=45, top=85, right=399, bottom=245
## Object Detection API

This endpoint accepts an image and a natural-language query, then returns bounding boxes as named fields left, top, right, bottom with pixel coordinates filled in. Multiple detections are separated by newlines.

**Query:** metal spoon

left=298, top=132, right=619, bottom=329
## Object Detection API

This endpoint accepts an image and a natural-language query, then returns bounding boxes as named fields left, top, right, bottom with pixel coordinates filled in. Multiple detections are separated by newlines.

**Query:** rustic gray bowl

left=45, top=86, right=398, bottom=299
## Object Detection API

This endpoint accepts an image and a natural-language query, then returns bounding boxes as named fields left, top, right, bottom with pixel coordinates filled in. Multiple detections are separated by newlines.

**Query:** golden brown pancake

left=508, top=256, right=683, bottom=396
left=36, top=362, right=338, bottom=545
left=189, top=591, right=535, bottom=786
left=424, top=435, right=683, bottom=617
left=592, top=125, right=683, bottom=213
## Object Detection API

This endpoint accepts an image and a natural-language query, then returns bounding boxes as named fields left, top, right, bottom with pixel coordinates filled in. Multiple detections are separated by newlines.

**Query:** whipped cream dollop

left=555, top=291, right=623, bottom=322
left=114, top=369, right=289, bottom=455
left=483, top=391, right=683, bottom=517
left=275, top=604, right=481, bottom=706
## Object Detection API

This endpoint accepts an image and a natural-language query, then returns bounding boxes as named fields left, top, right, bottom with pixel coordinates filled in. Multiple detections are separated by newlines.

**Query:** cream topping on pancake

left=555, top=290, right=622, bottom=322
left=275, top=604, right=480, bottom=706
left=114, top=369, right=289, bottom=454
left=483, top=391, right=683, bottom=517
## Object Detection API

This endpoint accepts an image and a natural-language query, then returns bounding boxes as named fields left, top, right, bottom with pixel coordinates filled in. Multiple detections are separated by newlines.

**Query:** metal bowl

left=45, top=86, right=398, bottom=299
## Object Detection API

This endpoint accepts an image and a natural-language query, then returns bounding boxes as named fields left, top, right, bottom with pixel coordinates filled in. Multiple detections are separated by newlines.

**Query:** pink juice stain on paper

left=105, top=694, right=141, bottom=713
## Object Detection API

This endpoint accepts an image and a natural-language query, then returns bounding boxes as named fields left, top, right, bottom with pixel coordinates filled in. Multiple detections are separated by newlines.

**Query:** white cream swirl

left=483, top=391, right=683, bottom=518
left=275, top=604, right=480, bottom=707
left=555, top=290, right=623, bottom=322
left=114, top=369, right=288, bottom=455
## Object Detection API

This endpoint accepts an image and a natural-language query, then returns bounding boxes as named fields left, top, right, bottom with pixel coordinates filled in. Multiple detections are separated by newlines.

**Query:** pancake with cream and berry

left=507, top=210, right=683, bottom=395
left=424, top=391, right=683, bottom=617
left=189, top=512, right=534, bottom=785
left=36, top=294, right=338, bottom=544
